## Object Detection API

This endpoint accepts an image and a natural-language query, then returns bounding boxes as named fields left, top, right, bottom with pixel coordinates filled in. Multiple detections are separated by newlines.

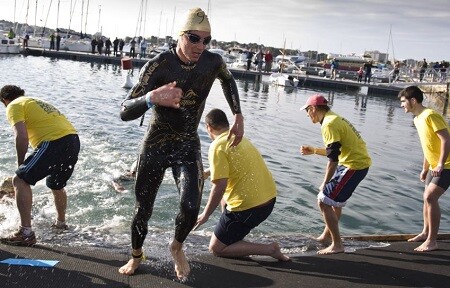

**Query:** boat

left=0, top=30, right=21, bottom=54
left=208, top=48, right=236, bottom=64
left=269, top=73, right=299, bottom=87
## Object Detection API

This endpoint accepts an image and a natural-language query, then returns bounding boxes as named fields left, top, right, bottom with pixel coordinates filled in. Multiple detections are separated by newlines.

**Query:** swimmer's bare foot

left=408, top=233, right=427, bottom=242
left=414, top=240, right=438, bottom=252
left=118, top=258, right=142, bottom=275
left=316, top=231, right=332, bottom=245
left=270, top=242, right=290, bottom=261
left=170, top=240, right=190, bottom=281
left=317, top=243, right=345, bottom=255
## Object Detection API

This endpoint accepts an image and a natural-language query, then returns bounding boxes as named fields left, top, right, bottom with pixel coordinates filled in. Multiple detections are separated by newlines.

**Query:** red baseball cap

left=300, top=94, right=328, bottom=110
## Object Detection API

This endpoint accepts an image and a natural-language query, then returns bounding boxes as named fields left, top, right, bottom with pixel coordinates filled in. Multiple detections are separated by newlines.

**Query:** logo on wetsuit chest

left=180, top=89, right=199, bottom=106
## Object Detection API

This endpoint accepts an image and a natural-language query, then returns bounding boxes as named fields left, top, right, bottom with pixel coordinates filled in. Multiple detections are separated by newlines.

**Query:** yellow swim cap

left=179, top=7, right=211, bottom=34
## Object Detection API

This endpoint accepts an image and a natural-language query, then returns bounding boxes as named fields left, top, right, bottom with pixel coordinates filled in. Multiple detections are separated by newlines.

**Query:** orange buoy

left=121, top=57, right=132, bottom=70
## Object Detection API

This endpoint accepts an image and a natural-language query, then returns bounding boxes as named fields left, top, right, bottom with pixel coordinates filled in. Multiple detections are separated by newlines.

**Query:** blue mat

left=0, top=258, right=59, bottom=267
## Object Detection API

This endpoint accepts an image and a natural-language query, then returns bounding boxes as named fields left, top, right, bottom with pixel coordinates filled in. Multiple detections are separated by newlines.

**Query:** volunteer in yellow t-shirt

left=0, top=85, right=80, bottom=247
left=399, top=86, right=450, bottom=252
left=300, top=94, right=371, bottom=255
left=195, top=108, right=290, bottom=262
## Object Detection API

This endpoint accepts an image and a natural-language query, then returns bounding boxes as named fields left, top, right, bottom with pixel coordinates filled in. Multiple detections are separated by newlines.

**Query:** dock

left=1, top=239, right=450, bottom=288
left=22, top=48, right=449, bottom=97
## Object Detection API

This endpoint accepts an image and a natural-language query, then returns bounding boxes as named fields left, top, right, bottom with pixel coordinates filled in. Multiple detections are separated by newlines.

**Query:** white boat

left=208, top=48, right=236, bottom=64
left=65, top=38, right=91, bottom=53
left=0, top=31, right=21, bottom=54
left=269, top=73, right=299, bottom=87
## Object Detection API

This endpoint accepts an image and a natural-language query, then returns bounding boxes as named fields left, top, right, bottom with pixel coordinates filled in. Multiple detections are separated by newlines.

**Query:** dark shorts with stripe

left=16, top=134, right=80, bottom=190
left=425, top=169, right=450, bottom=191
left=318, top=165, right=369, bottom=207
left=214, top=198, right=275, bottom=246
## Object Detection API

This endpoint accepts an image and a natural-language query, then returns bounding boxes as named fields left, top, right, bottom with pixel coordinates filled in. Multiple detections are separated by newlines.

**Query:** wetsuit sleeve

left=326, top=141, right=341, bottom=162
left=120, top=61, right=157, bottom=121
left=217, top=62, right=242, bottom=114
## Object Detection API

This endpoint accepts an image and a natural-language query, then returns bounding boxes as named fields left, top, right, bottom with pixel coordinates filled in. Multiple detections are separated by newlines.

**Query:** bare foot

left=270, top=243, right=290, bottom=261
left=408, top=233, right=427, bottom=242
left=414, top=240, right=438, bottom=252
left=317, top=244, right=344, bottom=255
left=316, top=234, right=332, bottom=245
left=118, top=258, right=142, bottom=275
left=170, top=243, right=190, bottom=281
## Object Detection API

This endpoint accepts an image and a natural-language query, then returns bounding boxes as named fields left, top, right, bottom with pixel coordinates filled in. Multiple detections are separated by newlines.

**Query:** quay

left=22, top=48, right=449, bottom=98
left=1, top=237, right=450, bottom=288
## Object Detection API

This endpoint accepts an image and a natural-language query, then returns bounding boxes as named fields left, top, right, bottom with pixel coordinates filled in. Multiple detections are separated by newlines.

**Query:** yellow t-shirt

left=208, top=132, right=276, bottom=211
left=321, top=111, right=371, bottom=170
left=6, top=96, right=77, bottom=148
left=414, top=108, right=450, bottom=169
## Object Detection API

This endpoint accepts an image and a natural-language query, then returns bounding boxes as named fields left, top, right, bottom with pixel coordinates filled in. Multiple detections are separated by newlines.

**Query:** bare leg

left=317, top=202, right=344, bottom=255
left=415, top=183, right=444, bottom=252
left=170, top=239, right=190, bottom=281
left=209, top=234, right=290, bottom=261
left=13, top=176, right=33, bottom=227
left=118, top=248, right=143, bottom=275
left=408, top=201, right=428, bottom=242
left=317, top=206, right=341, bottom=245
left=52, top=188, right=67, bottom=223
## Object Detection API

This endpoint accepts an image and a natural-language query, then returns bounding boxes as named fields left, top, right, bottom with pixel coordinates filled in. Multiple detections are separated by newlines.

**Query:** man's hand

left=228, top=113, right=244, bottom=147
left=148, top=81, right=182, bottom=108
left=193, top=212, right=209, bottom=231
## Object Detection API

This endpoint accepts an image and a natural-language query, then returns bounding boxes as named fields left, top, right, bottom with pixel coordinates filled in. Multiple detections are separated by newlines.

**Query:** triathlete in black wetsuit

left=118, top=7, right=244, bottom=280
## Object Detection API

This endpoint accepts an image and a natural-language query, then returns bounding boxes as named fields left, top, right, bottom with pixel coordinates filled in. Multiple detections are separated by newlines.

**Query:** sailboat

left=64, top=0, right=94, bottom=52
left=269, top=38, right=299, bottom=87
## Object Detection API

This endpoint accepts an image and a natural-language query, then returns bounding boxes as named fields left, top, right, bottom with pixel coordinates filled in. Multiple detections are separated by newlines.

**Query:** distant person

left=440, top=60, right=448, bottom=83
left=254, top=49, right=263, bottom=71
left=118, top=7, right=244, bottom=280
left=392, top=61, right=400, bottom=82
left=195, top=108, right=290, bottom=262
left=129, top=38, right=136, bottom=58
left=56, top=33, right=61, bottom=51
left=357, top=67, right=363, bottom=82
left=105, top=38, right=112, bottom=55
left=299, top=94, right=371, bottom=254
left=419, top=58, right=428, bottom=82
left=7, top=28, right=15, bottom=39
left=97, top=38, right=104, bottom=55
left=398, top=86, right=450, bottom=252
left=119, top=39, right=125, bottom=55
left=140, top=38, right=147, bottom=59
left=363, top=60, right=373, bottom=84
left=264, top=49, right=273, bottom=72
left=246, top=50, right=254, bottom=71
left=0, top=85, right=80, bottom=246
left=113, top=37, right=119, bottom=56
left=91, top=38, right=97, bottom=54
left=111, top=161, right=137, bottom=193
left=330, top=58, right=339, bottom=80
left=49, top=33, right=55, bottom=50
left=23, top=33, right=29, bottom=48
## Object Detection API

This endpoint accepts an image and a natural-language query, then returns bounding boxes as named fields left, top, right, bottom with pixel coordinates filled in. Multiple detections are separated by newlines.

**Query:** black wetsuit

left=120, top=48, right=241, bottom=249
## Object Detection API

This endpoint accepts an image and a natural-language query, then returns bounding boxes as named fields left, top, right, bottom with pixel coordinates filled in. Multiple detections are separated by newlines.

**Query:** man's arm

left=13, top=121, right=29, bottom=166
left=194, top=178, right=228, bottom=230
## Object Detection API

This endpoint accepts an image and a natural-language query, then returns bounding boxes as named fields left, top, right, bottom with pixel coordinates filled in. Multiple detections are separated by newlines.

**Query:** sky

left=1, top=0, right=450, bottom=62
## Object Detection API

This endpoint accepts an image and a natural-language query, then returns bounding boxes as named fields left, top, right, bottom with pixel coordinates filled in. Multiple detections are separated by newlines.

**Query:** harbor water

left=0, top=55, right=449, bottom=257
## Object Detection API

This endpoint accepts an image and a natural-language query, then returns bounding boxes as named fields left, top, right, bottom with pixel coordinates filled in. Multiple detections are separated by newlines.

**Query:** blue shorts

left=318, top=165, right=369, bottom=207
left=214, top=198, right=275, bottom=246
left=16, top=134, right=80, bottom=190
left=425, top=169, right=450, bottom=191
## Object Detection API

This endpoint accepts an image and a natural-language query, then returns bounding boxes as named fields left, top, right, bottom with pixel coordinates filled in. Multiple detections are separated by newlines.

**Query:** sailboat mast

left=84, top=0, right=89, bottom=36
left=56, top=0, right=60, bottom=30
left=33, top=0, right=37, bottom=37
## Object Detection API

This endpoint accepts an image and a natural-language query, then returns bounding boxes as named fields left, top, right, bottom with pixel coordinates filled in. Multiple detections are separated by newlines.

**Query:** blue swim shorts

left=16, top=134, right=80, bottom=190
left=425, top=169, right=450, bottom=191
left=318, top=165, right=369, bottom=207
left=214, top=198, right=275, bottom=246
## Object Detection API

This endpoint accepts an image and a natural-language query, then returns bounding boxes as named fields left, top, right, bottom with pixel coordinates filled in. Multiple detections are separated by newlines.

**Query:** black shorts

left=214, top=198, right=275, bottom=246
left=425, top=169, right=450, bottom=191
left=16, top=134, right=80, bottom=190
